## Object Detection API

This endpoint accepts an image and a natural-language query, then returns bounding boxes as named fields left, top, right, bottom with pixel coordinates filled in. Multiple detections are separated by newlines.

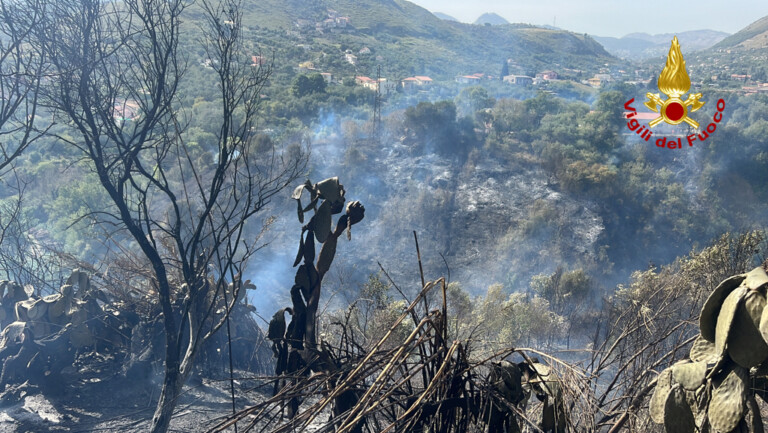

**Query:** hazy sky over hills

left=410, top=0, right=768, bottom=37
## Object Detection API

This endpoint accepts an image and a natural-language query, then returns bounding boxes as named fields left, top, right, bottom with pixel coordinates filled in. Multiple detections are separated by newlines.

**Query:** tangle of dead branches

left=209, top=276, right=576, bottom=433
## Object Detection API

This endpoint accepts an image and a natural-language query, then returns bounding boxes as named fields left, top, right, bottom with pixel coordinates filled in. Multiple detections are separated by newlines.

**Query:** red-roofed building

left=336, top=17, right=349, bottom=27
left=536, top=70, right=558, bottom=80
left=623, top=112, right=678, bottom=136
left=456, top=75, right=481, bottom=84
left=113, top=99, right=141, bottom=123
left=413, top=76, right=432, bottom=85
left=401, top=76, right=433, bottom=91
left=401, top=77, right=419, bottom=91
left=356, top=76, right=384, bottom=91
left=624, top=112, right=660, bottom=121
left=503, top=75, right=533, bottom=86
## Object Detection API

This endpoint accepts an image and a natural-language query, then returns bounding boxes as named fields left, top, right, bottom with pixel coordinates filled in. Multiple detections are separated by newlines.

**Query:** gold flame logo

left=645, top=36, right=704, bottom=128
left=658, top=37, right=690, bottom=97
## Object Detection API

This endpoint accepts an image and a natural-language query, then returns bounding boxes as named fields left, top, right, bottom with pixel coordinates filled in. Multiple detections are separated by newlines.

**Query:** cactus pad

left=701, top=274, right=747, bottom=342
left=314, top=200, right=332, bottom=243
left=650, top=368, right=673, bottom=424
left=664, top=386, right=696, bottom=433
left=743, top=266, right=768, bottom=292
left=316, top=177, right=341, bottom=203
left=690, top=335, right=719, bottom=364
left=672, top=361, right=707, bottom=391
left=708, top=363, right=748, bottom=433
left=758, top=299, right=768, bottom=348
left=727, top=289, right=768, bottom=368
left=715, top=286, right=746, bottom=356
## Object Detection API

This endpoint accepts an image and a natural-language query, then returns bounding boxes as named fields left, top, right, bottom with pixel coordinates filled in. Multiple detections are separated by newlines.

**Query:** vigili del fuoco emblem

left=645, top=36, right=705, bottom=128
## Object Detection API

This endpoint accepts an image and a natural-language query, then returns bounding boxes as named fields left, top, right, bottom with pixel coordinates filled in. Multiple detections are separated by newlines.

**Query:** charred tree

left=28, top=0, right=306, bottom=430
left=0, top=0, right=55, bottom=289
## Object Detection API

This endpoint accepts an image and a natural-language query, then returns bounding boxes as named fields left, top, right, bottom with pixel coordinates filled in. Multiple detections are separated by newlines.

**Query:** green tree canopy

left=291, top=73, right=327, bottom=98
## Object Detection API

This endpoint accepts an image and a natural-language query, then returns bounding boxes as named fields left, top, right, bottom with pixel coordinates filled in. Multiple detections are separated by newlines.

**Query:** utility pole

left=373, top=64, right=382, bottom=145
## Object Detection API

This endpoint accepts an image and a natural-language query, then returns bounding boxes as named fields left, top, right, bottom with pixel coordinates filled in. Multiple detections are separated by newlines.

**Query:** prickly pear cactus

left=650, top=266, right=768, bottom=433
left=271, top=177, right=365, bottom=416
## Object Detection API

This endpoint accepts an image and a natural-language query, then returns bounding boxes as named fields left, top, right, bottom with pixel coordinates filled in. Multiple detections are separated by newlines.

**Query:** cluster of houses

left=353, top=76, right=432, bottom=92
left=347, top=70, right=565, bottom=91
left=294, top=10, right=350, bottom=34
left=708, top=73, right=768, bottom=95
left=725, top=73, right=768, bottom=94
left=740, top=83, right=768, bottom=94
left=108, top=63, right=647, bottom=125
left=292, top=63, right=572, bottom=92
left=454, top=70, right=559, bottom=87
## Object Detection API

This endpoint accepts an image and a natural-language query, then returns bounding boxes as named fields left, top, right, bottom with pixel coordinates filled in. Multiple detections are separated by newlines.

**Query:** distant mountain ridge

left=592, top=30, right=729, bottom=59
left=474, top=12, right=509, bottom=26
left=713, top=15, right=768, bottom=50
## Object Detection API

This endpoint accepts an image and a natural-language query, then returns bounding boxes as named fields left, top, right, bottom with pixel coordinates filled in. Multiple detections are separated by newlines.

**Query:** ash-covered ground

left=0, top=372, right=269, bottom=432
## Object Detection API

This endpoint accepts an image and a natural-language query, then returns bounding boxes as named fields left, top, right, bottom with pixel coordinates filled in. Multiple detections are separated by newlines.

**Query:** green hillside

left=207, top=0, right=615, bottom=80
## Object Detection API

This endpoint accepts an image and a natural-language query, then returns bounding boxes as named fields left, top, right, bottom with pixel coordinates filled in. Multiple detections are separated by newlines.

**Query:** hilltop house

left=456, top=75, right=481, bottom=84
left=298, top=61, right=316, bottom=72
left=113, top=99, right=141, bottom=123
left=251, top=56, right=266, bottom=66
left=345, top=53, right=358, bottom=65
left=536, top=70, right=558, bottom=80
left=355, top=76, right=385, bottom=91
left=414, top=76, right=432, bottom=85
left=587, top=73, right=612, bottom=88
left=401, top=77, right=419, bottom=91
left=400, top=76, right=433, bottom=91
left=457, top=73, right=496, bottom=84
left=503, top=75, right=533, bottom=86
left=336, top=17, right=350, bottom=28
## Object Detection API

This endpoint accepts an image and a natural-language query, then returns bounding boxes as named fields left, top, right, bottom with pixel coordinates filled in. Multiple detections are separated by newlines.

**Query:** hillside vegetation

left=214, top=0, right=614, bottom=79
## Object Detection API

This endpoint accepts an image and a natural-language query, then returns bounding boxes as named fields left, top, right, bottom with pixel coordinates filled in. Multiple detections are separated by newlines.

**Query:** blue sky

left=410, top=0, right=768, bottom=38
